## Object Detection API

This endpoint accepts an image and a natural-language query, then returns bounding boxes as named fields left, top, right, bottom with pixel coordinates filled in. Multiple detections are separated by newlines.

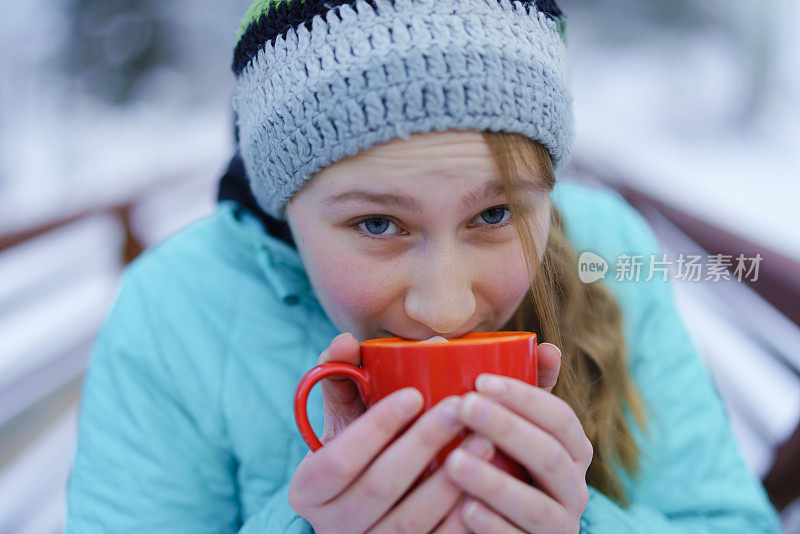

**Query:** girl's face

left=286, top=130, right=551, bottom=343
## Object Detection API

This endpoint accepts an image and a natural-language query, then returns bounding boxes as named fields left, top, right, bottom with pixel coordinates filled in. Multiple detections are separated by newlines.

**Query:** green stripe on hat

left=235, top=0, right=304, bottom=41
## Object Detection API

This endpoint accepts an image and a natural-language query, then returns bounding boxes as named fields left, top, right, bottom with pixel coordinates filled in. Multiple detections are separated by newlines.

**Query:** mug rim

left=361, top=331, right=536, bottom=347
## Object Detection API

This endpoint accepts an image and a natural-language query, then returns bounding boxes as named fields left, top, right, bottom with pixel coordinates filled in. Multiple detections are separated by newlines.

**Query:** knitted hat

left=232, top=0, right=573, bottom=221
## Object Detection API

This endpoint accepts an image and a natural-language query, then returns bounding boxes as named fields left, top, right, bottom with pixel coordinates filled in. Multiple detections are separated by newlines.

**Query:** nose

left=403, top=244, right=477, bottom=335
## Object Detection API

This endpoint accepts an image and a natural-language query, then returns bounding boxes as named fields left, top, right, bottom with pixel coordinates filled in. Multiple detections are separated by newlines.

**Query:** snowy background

left=1, top=0, right=798, bottom=532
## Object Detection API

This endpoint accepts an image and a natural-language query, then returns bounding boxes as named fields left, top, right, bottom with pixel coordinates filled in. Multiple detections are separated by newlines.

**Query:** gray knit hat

left=232, top=0, right=573, bottom=221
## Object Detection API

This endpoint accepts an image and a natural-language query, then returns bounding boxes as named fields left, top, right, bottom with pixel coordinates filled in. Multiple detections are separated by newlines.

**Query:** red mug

left=294, top=331, right=538, bottom=489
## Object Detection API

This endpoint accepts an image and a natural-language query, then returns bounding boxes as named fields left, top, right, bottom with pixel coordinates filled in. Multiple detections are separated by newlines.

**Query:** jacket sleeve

left=578, top=196, right=782, bottom=533
left=64, top=268, right=311, bottom=533
left=237, top=479, right=313, bottom=533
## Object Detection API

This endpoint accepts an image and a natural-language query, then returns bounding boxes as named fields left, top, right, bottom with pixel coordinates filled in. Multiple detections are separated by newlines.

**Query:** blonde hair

left=482, top=130, right=649, bottom=507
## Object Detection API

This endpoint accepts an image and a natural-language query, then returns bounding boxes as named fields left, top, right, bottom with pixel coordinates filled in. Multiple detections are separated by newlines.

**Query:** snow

left=0, top=215, right=123, bottom=306
left=0, top=99, right=232, bottom=236
left=567, top=8, right=800, bottom=262
left=0, top=406, right=77, bottom=534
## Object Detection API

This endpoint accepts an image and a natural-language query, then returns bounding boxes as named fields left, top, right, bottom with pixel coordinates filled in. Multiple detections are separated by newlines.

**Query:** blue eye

left=360, top=217, right=397, bottom=236
left=351, top=205, right=513, bottom=241
left=478, top=206, right=511, bottom=225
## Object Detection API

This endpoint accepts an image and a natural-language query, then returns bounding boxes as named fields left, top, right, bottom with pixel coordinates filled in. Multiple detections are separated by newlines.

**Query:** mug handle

left=294, top=362, right=371, bottom=451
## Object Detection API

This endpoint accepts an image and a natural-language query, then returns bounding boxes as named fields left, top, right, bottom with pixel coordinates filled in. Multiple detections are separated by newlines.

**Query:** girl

left=65, top=0, right=781, bottom=532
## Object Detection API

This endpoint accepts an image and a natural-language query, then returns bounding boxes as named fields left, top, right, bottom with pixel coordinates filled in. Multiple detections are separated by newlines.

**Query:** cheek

left=304, top=245, right=393, bottom=323
left=485, top=244, right=533, bottom=304
left=495, top=205, right=550, bottom=299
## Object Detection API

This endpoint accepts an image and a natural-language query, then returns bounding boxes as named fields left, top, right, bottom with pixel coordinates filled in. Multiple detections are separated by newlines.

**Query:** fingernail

left=476, top=374, right=506, bottom=396
left=462, top=436, right=493, bottom=459
left=449, top=449, right=479, bottom=478
left=462, top=393, right=491, bottom=424
left=394, top=389, right=424, bottom=417
left=464, top=499, right=488, bottom=525
left=437, top=397, right=462, bottom=427
left=318, top=349, right=330, bottom=364
left=332, top=333, right=349, bottom=343
left=541, top=342, right=562, bottom=358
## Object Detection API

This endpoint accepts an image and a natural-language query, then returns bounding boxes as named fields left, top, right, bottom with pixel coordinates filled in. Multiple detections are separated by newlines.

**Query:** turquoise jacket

left=65, top=180, right=781, bottom=532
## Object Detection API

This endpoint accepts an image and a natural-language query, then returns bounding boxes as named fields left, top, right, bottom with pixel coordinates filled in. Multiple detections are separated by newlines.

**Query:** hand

left=443, top=343, right=593, bottom=533
left=288, top=332, right=492, bottom=533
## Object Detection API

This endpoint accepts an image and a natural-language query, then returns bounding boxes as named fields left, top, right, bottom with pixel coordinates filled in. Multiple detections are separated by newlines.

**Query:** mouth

left=384, top=327, right=481, bottom=341
left=384, top=331, right=424, bottom=341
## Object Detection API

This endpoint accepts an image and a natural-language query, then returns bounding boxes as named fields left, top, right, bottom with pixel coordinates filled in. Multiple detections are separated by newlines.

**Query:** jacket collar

left=217, top=152, right=311, bottom=306
left=217, top=151, right=297, bottom=249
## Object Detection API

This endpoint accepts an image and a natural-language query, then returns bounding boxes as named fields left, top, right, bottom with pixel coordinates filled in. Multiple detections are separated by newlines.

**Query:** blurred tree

left=60, top=0, right=174, bottom=105
left=560, top=0, right=719, bottom=39
left=732, top=0, right=777, bottom=127
left=560, top=0, right=788, bottom=132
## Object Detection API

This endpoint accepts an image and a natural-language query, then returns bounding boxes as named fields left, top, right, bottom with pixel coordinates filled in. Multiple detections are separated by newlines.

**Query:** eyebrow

left=322, top=178, right=547, bottom=212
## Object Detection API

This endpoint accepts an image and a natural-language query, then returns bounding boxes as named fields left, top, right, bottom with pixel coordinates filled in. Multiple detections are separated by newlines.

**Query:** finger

left=537, top=343, right=562, bottom=393
left=296, top=387, right=424, bottom=505
left=446, top=453, right=569, bottom=534
left=457, top=392, right=586, bottom=512
left=318, top=333, right=366, bottom=442
left=370, top=435, right=494, bottom=534
left=431, top=497, right=471, bottom=534
left=319, top=332, right=361, bottom=368
left=459, top=498, right=526, bottom=534
left=328, top=396, right=471, bottom=532
left=476, top=374, right=593, bottom=467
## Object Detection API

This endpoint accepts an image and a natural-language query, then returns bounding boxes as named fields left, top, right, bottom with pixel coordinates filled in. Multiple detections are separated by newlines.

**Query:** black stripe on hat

left=232, top=0, right=564, bottom=76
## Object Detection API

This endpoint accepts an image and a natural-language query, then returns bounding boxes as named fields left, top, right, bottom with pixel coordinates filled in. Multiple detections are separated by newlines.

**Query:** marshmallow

left=418, top=336, right=449, bottom=344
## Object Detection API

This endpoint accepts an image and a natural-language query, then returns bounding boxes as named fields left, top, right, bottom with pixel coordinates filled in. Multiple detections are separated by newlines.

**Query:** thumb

left=318, top=332, right=366, bottom=444
left=537, top=343, right=562, bottom=394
